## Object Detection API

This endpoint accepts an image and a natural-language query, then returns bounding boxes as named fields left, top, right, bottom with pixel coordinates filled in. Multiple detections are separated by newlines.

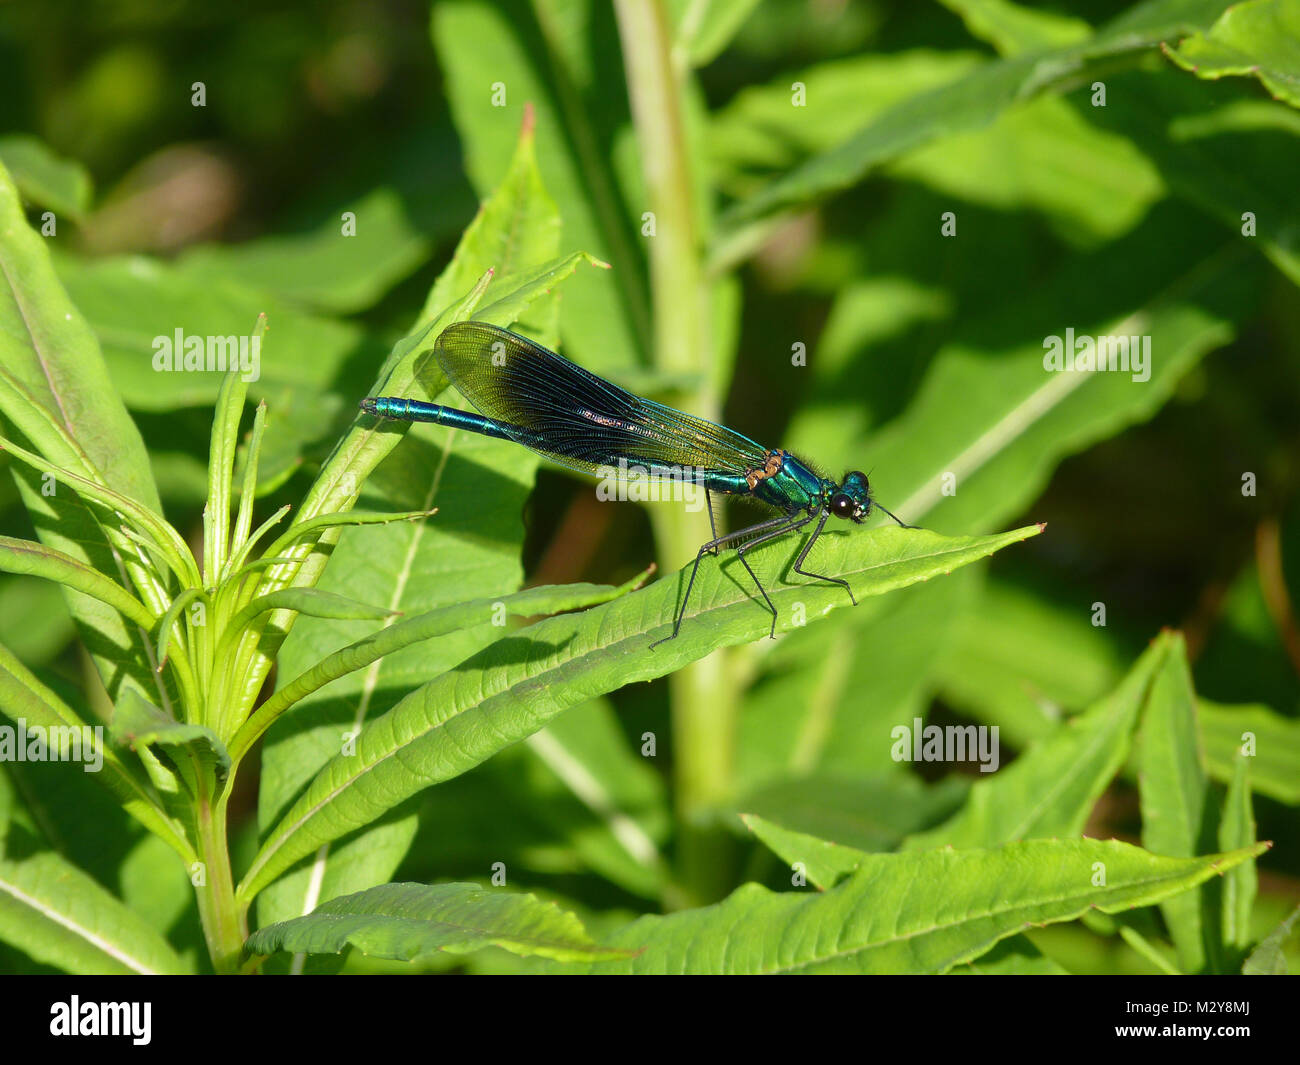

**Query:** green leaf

left=0, top=535, right=154, bottom=629
left=240, top=524, right=1042, bottom=903
left=742, top=813, right=871, bottom=890
left=958, top=936, right=1071, bottom=975
left=418, top=106, right=558, bottom=329
left=52, top=250, right=367, bottom=415
left=110, top=690, right=231, bottom=781
left=468, top=251, right=611, bottom=339
left=0, top=136, right=92, bottom=219
left=0, top=768, right=15, bottom=856
left=709, top=48, right=1163, bottom=248
left=229, top=400, right=268, bottom=566
left=737, top=570, right=980, bottom=786
left=1200, top=699, right=1300, bottom=803
left=176, top=187, right=432, bottom=313
left=433, top=0, right=649, bottom=372
left=902, top=637, right=1164, bottom=850
left=1138, top=632, right=1219, bottom=973
left=797, top=210, right=1245, bottom=539
left=0, top=851, right=188, bottom=974
left=936, top=0, right=1093, bottom=55
left=236, top=577, right=645, bottom=761
left=934, top=585, right=1300, bottom=803
left=241, top=129, right=593, bottom=736
left=935, top=579, right=1128, bottom=743
left=549, top=839, right=1265, bottom=974
left=0, top=161, right=166, bottom=702
left=256, top=110, right=571, bottom=930
left=51, top=245, right=381, bottom=500
left=521, top=698, right=670, bottom=899
left=117, top=833, right=197, bottom=954
left=0, top=577, right=75, bottom=666
left=935, top=576, right=1130, bottom=747
left=1086, top=68, right=1300, bottom=286
left=258, top=509, right=434, bottom=561
left=1116, top=920, right=1184, bottom=974
left=1164, top=0, right=1300, bottom=108
left=709, top=50, right=979, bottom=203
left=0, top=166, right=157, bottom=507
left=1218, top=754, right=1257, bottom=954
left=1243, top=903, right=1299, bottom=974
left=0, top=642, right=191, bottom=861
left=713, top=0, right=1237, bottom=249
left=675, top=0, right=763, bottom=66
left=245, top=882, right=630, bottom=963
left=205, top=321, right=263, bottom=584
left=0, top=434, right=197, bottom=588
left=229, top=587, right=399, bottom=631
left=889, top=94, right=1164, bottom=247
left=732, top=772, right=968, bottom=855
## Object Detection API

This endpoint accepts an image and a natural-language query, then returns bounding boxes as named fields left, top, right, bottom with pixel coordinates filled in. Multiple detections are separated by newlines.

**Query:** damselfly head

left=828, top=470, right=872, bottom=523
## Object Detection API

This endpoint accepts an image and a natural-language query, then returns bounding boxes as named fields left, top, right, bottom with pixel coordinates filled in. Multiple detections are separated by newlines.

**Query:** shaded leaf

left=1138, top=632, right=1219, bottom=972
left=0, top=135, right=92, bottom=219
left=246, top=881, right=630, bottom=963
left=1200, top=699, right=1300, bottom=804
left=1218, top=754, right=1257, bottom=954
left=0, top=851, right=188, bottom=975
left=1243, top=903, right=1299, bottom=974
left=733, top=772, right=968, bottom=854
left=937, top=0, right=1092, bottom=55
left=958, top=935, right=1071, bottom=975
left=903, top=637, right=1164, bottom=850
left=0, top=642, right=191, bottom=860
left=714, top=0, right=1236, bottom=245
left=675, top=0, right=762, bottom=66
left=111, top=690, right=231, bottom=781
left=177, top=187, right=431, bottom=313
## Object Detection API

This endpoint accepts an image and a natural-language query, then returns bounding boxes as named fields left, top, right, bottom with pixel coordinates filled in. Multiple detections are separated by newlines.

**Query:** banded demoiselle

left=361, top=322, right=910, bottom=648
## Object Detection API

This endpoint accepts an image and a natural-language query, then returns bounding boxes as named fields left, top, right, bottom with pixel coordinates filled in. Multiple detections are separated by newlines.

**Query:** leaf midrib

left=242, top=532, right=1031, bottom=896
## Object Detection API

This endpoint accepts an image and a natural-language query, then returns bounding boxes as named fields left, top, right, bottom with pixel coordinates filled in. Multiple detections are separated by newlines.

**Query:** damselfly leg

left=649, top=507, right=810, bottom=650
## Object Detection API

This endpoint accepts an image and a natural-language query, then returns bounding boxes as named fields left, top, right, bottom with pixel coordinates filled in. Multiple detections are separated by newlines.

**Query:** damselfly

left=361, top=322, right=910, bottom=648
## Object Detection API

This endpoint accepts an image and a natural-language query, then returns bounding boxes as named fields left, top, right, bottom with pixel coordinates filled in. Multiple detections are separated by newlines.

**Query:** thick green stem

left=616, top=0, right=736, bottom=905
left=194, top=777, right=244, bottom=974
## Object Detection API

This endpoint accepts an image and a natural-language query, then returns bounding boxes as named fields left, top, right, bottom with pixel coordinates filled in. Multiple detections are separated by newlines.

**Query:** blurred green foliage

left=0, top=0, right=1297, bottom=974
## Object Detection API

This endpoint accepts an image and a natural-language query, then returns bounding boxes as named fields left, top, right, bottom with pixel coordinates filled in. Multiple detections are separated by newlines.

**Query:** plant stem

left=194, top=774, right=244, bottom=973
left=615, top=0, right=736, bottom=906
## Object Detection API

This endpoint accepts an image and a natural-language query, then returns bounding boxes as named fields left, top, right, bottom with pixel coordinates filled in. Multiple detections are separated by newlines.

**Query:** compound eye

left=829, top=493, right=855, bottom=518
